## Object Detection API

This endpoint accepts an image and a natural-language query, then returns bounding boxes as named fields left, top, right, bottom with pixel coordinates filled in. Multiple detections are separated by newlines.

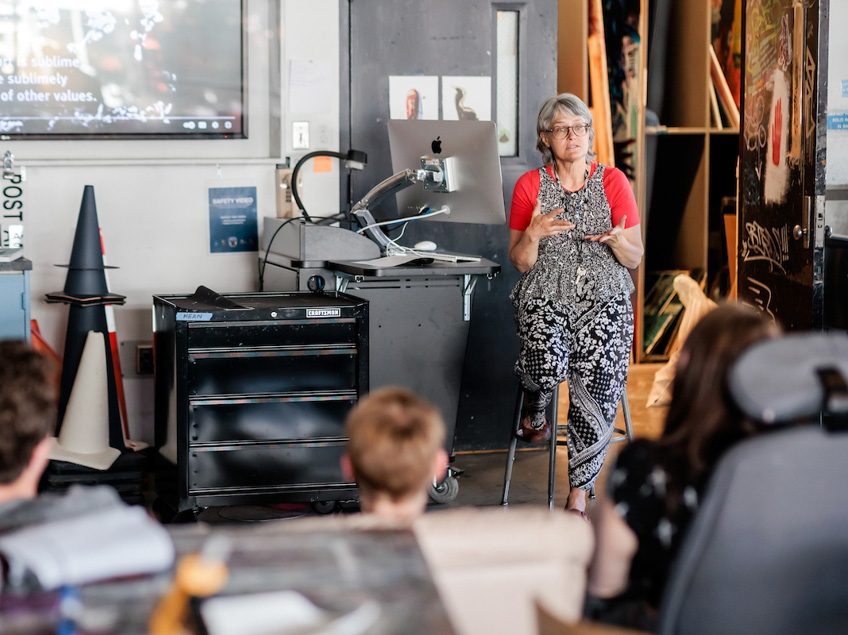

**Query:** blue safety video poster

left=208, top=186, right=258, bottom=253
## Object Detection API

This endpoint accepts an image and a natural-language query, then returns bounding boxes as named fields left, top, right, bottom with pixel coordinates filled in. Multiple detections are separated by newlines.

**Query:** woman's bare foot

left=565, top=487, right=587, bottom=512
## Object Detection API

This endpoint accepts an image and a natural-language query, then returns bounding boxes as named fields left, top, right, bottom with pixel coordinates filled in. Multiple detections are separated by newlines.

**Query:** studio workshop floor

left=195, top=364, right=667, bottom=523
left=448, top=363, right=666, bottom=510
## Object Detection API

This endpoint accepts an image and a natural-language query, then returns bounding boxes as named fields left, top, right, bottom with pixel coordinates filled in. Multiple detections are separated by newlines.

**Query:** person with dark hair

left=586, top=303, right=780, bottom=629
left=342, top=386, right=448, bottom=523
left=0, top=341, right=57, bottom=505
left=508, top=92, right=644, bottom=516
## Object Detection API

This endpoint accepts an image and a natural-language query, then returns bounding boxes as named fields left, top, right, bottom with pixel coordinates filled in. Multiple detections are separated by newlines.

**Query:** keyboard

left=420, top=251, right=481, bottom=263
left=358, top=252, right=482, bottom=268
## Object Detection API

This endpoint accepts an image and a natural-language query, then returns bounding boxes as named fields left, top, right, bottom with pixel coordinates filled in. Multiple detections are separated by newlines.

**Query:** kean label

left=176, top=312, right=213, bottom=321
left=306, top=308, right=341, bottom=318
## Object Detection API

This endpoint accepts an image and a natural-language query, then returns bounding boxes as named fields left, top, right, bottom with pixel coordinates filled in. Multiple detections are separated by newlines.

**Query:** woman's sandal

left=515, top=412, right=552, bottom=442
left=515, top=388, right=554, bottom=442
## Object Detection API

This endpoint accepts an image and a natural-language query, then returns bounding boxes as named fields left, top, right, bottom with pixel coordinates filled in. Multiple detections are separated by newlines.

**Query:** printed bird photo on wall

left=389, top=76, right=438, bottom=120
left=440, top=76, right=491, bottom=122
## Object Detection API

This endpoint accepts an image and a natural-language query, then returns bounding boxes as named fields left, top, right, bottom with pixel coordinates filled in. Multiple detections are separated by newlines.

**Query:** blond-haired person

left=343, top=387, right=448, bottom=523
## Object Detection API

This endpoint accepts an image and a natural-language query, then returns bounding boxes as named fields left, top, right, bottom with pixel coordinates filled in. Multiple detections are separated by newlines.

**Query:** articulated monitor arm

left=351, top=169, right=420, bottom=216
left=351, top=168, right=429, bottom=253
left=351, top=158, right=457, bottom=253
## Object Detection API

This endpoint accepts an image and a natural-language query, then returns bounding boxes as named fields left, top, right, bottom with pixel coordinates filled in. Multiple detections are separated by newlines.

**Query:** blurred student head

left=343, top=387, right=448, bottom=522
left=660, top=303, right=780, bottom=484
left=0, top=341, right=57, bottom=502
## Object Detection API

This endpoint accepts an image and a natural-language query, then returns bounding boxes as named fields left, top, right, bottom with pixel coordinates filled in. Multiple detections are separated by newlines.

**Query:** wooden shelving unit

left=558, top=0, right=740, bottom=362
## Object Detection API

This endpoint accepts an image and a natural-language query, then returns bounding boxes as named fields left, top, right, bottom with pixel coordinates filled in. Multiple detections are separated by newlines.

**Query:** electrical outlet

left=136, top=343, right=154, bottom=375
left=120, top=340, right=153, bottom=377
left=316, top=124, right=330, bottom=146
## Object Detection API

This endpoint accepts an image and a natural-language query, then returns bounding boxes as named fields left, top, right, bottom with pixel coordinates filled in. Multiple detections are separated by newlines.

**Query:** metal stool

left=501, top=382, right=634, bottom=509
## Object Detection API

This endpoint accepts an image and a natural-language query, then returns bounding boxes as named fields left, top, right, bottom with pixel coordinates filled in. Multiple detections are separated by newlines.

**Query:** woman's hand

left=584, top=216, right=644, bottom=269
left=525, top=198, right=574, bottom=242
left=508, top=198, right=574, bottom=273
left=584, top=215, right=627, bottom=246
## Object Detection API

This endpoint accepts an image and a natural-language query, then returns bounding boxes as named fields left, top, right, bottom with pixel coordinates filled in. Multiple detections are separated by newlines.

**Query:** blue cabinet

left=0, top=258, right=31, bottom=341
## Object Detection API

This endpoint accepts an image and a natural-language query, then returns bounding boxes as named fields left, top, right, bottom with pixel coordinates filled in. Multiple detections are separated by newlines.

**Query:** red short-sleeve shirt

left=508, top=163, right=640, bottom=232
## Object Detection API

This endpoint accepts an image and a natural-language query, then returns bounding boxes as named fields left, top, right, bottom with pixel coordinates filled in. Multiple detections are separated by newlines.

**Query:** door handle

left=793, top=195, right=811, bottom=247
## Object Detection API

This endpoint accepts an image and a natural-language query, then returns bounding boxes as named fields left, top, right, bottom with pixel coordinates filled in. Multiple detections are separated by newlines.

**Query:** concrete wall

left=2, top=0, right=341, bottom=442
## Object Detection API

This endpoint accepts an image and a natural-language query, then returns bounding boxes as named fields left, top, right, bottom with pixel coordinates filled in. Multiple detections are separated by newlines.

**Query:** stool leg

left=621, top=390, right=634, bottom=442
left=501, top=385, right=524, bottom=506
left=548, top=384, right=559, bottom=509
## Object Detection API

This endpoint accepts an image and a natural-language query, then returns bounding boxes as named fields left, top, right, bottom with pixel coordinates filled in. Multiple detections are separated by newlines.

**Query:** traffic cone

left=50, top=331, right=121, bottom=470
left=46, top=185, right=127, bottom=453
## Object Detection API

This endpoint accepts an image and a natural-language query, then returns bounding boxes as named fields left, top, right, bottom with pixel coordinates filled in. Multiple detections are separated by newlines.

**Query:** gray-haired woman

left=507, top=93, right=644, bottom=516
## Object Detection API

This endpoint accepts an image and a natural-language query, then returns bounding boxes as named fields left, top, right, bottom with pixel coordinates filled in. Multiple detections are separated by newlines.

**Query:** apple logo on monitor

left=431, top=136, right=442, bottom=154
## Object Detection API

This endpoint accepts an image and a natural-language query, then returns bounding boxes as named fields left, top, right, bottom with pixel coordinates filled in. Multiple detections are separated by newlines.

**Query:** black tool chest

left=153, top=290, right=368, bottom=515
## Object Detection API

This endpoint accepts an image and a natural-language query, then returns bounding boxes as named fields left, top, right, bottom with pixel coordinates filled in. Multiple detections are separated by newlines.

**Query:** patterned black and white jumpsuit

left=511, top=164, right=634, bottom=491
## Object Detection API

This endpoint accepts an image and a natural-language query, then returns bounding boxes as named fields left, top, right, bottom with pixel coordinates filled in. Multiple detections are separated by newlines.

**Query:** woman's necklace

left=554, top=163, right=591, bottom=225
left=555, top=163, right=591, bottom=237
left=555, top=162, right=591, bottom=278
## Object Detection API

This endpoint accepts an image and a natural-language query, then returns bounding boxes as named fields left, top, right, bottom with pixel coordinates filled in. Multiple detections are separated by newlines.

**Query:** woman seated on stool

left=586, top=303, right=780, bottom=630
left=508, top=92, right=643, bottom=516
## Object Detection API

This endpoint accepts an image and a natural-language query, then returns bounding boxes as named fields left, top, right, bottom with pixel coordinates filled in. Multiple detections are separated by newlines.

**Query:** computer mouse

left=414, top=240, right=438, bottom=251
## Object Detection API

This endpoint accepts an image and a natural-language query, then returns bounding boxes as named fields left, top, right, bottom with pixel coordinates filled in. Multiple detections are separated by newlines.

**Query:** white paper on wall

left=440, top=76, right=491, bottom=122
left=389, top=75, right=439, bottom=120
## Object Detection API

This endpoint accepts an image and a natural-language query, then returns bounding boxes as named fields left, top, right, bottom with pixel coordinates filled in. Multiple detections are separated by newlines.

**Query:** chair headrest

left=728, top=332, right=848, bottom=424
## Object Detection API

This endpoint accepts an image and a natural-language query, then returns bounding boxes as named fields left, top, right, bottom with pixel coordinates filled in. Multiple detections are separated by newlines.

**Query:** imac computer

left=388, top=119, right=506, bottom=225
left=350, top=119, right=505, bottom=262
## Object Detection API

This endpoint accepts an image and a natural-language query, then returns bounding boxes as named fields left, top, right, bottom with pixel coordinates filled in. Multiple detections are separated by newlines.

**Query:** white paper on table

left=201, top=591, right=381, bottom=635
left=201, top=591, right=324, bottom=635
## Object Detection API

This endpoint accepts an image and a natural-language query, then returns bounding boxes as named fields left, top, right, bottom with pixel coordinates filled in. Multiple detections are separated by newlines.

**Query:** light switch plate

left=292, top=121, right=310, bottom=149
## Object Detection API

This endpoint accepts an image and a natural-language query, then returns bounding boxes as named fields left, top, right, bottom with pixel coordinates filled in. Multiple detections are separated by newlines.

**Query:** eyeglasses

left=545, top=124, right=590, bottom=139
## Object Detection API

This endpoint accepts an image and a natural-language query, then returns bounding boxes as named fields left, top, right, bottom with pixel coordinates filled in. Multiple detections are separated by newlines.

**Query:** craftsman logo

left=307, top=308, right=340, bottom=318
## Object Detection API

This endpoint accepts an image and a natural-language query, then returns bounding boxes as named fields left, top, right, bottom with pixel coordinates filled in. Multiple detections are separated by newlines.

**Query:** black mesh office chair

left=659, top=332, right=848, bottom=635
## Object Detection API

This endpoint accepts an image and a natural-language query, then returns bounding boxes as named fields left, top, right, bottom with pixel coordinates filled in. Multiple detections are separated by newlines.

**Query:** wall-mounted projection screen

left=0, top=0, right=245, bottom=139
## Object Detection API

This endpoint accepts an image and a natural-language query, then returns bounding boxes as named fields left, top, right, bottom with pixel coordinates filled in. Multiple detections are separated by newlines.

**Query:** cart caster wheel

left=429, top=475, right=459, bottom=504
left=310, top=500, right=338, bottom=515
left=170, top=508, right=200, bottom=524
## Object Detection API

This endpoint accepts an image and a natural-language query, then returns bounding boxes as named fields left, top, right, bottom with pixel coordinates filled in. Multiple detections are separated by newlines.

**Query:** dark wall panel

left=341, top=0, right=557, bottom=450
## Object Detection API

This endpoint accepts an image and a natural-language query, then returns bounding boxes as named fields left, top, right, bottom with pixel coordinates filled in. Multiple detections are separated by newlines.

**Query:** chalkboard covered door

left=341, top=0, right=557, bottom=450
left=739, top=0, right=829, bottom=329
